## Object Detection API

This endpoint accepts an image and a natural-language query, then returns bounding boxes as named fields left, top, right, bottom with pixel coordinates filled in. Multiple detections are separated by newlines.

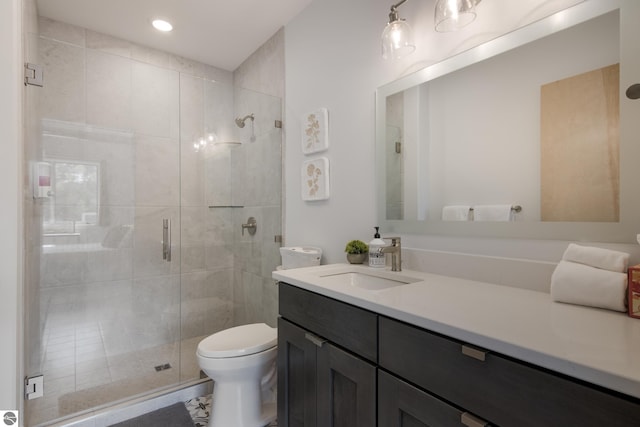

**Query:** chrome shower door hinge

left=25, top=375, right=44, bottom=400
left=24, top=63, right=43, bottom=87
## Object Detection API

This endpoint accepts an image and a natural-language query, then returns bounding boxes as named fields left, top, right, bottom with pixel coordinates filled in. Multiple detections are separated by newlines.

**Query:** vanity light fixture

left=381, top=0, right=481, bottom=59
left=152, top=18, right=173, bottom=32
left=434, top=0, right=479, bottom=32
left=381, top=0, right=416, bottom=60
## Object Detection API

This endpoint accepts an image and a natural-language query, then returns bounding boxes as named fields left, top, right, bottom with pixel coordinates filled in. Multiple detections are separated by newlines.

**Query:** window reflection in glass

left=43, top=160, right=100, bottom=234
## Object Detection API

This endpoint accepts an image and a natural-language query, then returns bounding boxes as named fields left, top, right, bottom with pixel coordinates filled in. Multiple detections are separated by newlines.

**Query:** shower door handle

left=162, top=219, right=172, bottom=262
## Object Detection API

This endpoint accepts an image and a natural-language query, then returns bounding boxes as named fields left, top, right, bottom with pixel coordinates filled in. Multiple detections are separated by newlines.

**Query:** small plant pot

left=346, top=253, right=367, bottom=264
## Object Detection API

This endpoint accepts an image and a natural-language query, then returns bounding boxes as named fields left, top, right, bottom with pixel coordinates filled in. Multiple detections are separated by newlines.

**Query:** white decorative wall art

left=302, top=108, right=329, bottom=154
left=302, top=157, right=330, bottom=201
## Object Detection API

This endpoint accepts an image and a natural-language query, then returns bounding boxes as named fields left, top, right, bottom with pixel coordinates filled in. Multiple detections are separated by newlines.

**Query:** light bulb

left=152, top=19, right=173, bottom=32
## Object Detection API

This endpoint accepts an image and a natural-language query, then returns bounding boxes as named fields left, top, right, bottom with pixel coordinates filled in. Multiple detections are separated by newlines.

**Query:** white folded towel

left=550, top=260, right=627, bottom=312
left=442, top=205, right=471, bottom=221
left=562, top=243, right=629, bottom=273
left=472, top=204, right=513, bottom=222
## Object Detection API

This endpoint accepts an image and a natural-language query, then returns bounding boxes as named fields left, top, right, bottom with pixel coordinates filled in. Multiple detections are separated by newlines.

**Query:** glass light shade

left=381, top=19, right=416, bottom=60
left=434, top=0, right=477, bottom=32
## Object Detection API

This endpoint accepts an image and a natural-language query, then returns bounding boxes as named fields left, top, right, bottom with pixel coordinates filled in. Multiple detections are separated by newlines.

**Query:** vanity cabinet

left=277, top=283, right=376, bottom=427
left=379, top=317, right=640, bottom=427
left=277, top=282, right=640, bottom=427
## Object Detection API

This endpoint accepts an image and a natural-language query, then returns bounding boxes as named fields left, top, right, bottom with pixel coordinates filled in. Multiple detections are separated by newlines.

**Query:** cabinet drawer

left=279, top=283, right=377, bottom=362
left=379, top=370, right=487, bottom=427
left=379, top=316, right=640, bottom=427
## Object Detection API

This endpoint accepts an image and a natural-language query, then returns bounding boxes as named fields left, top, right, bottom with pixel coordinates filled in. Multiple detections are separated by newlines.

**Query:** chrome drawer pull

left=461, top=412, right=489, bottom=427
left=462, top=345, right=487, bottom=362
left=304, top=332, right=327, bottom=348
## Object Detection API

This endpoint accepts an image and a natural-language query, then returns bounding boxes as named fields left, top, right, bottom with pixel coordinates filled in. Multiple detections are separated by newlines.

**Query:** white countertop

left=273, top=263, right=640, bottom=399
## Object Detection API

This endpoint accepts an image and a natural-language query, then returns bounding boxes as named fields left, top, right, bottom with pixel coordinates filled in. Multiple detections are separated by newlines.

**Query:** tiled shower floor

left=27, top=317, right=206, bottom=426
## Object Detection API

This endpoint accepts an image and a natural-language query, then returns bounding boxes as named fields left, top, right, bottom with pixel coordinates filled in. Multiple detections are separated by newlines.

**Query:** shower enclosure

left=23, top=13, right=282, bottom=426
left=385, top=91, right=405, bottom=220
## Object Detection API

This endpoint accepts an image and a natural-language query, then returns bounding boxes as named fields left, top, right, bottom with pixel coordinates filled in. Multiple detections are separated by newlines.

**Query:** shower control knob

left=242, top=217, right=257, bottom=236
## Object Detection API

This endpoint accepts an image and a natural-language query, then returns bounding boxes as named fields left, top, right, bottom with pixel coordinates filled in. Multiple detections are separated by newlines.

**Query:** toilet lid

left=197, top=323, right=277, bottom=358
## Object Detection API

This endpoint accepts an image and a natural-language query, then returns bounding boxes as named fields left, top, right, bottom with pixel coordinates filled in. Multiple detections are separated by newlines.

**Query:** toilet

left=196, top=323, right=278, bottom=427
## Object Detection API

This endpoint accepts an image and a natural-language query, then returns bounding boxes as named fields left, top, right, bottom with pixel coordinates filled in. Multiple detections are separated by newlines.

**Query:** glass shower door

left=24, top=18, right=184, bottom=425
left=176, top=81, right=285, bottom=379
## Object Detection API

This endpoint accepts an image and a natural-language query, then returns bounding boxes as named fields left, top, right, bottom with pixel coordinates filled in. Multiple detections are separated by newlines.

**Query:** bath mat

left=108, top=402, right=194, bottom=427
left=185, top=394, right=211, bottom=427
left=185, top=394, right=278, bottom=427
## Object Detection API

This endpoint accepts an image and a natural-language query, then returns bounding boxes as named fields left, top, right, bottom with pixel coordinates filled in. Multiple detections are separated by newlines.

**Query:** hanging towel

left=561, top=243, right=629, bottom=273
left=442, top=205, right=471, bottom=221
left=550, top=260, right=627, bottom=312
left=472, top=204, right=513, bottom=221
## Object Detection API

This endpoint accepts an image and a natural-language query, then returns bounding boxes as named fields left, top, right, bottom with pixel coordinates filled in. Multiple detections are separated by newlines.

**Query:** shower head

left=235, top=113, right=254, bottom=128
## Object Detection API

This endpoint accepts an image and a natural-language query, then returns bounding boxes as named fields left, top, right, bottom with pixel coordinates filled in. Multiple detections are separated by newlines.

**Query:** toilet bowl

left=197, top=323, right=277, bottom=427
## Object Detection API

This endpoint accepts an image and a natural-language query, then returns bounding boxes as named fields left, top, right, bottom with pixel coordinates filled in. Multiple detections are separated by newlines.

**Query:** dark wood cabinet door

left=378, top=370, right=467, bottom=427
left=317, top=341, right=377, bottom=427
left=278, top=318, right=318, bottom=427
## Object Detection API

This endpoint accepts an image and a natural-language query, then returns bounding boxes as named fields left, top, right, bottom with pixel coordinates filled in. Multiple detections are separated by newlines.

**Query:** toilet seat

left=197, top=323, right=277, bottom=358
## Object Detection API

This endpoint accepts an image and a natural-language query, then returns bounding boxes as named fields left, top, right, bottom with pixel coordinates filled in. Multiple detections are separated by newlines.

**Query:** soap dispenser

left=369, top=226, right=387, bottom=268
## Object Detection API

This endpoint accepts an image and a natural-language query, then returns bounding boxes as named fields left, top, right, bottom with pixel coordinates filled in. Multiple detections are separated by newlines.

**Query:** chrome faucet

left=379, top=237, right=402, bottom=271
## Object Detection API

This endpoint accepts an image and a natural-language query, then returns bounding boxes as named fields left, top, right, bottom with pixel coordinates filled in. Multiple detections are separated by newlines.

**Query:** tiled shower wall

left=25, top=15, right=283, bottom=425
left=231, top=29, right=285, bottom=328
left=34, top=10, right=237, bottom=355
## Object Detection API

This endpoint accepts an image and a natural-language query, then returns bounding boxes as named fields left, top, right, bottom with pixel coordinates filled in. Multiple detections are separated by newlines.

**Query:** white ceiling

left=36, top=0, right=313, bottom=71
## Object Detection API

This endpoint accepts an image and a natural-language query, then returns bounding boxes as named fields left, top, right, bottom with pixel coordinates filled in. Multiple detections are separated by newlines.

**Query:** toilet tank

left=279, top=246, right=322, bottom=269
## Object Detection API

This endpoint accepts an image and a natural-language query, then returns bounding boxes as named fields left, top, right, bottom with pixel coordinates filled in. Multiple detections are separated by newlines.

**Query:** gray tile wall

left=232, top=29, right=285, bottom=328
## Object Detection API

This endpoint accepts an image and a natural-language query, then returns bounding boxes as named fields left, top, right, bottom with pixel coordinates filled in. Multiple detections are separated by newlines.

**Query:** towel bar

left=469, top=205, right=522, bottom=212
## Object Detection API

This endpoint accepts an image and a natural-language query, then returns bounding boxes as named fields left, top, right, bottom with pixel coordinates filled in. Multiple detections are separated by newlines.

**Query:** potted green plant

left=345, top=240, right=368, bottom=264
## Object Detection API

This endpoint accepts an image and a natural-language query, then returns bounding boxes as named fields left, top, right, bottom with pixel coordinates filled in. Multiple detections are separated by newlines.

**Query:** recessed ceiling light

left=152, top=19, right=173, bottom=32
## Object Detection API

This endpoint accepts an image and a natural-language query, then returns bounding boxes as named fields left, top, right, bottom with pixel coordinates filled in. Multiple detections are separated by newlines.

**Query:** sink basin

left=318, top=271, right=420, bottom=291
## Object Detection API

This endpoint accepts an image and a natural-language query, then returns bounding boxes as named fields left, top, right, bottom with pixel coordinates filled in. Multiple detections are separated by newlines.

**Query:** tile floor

left=27, top=315, right=206, bottom=426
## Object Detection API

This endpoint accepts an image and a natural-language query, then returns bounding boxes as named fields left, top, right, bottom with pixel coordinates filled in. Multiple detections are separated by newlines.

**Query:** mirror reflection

left=382, top=8, right=619, bottom=224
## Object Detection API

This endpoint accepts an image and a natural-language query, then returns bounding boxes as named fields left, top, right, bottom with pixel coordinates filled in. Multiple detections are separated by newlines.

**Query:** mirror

left=376, top=0, right=640, bottom=242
